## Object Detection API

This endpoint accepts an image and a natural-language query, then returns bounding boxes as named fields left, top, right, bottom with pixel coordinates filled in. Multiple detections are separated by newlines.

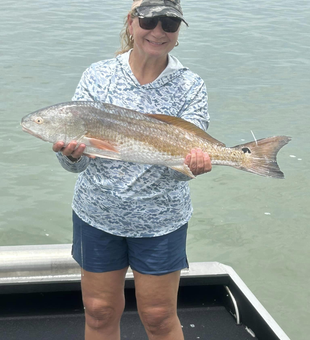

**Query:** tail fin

left=233, top=136, right=291, bottom=178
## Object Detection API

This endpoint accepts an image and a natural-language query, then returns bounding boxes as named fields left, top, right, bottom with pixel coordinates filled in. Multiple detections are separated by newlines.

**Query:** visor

left=134, top=0, right=188, bottom=26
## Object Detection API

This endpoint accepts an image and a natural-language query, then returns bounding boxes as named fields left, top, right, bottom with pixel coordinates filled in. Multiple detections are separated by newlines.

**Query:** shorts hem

left=130, top=262, right=189, bottom=276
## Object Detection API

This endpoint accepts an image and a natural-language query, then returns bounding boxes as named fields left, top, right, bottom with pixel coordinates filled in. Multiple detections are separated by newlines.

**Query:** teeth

left=148, top=40, right=164, bottom=45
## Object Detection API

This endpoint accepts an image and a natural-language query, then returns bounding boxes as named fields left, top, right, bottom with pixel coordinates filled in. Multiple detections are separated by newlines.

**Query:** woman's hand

left=185, top=148, right=212, bottom=176
left=52, top=141, right=87, bottom=160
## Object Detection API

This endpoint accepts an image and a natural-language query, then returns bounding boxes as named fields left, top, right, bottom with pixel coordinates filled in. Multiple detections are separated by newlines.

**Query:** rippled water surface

left=1, top=1, right=309, bottom=339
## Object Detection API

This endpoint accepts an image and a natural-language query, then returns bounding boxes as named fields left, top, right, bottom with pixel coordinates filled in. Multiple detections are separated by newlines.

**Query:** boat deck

left=0, top=285, right=256, bottom=340
left=0, top=245, right=289, bottom=340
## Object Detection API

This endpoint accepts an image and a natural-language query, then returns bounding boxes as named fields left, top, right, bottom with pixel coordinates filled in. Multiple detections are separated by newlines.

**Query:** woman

left=53, top=0, right=212, bottom=339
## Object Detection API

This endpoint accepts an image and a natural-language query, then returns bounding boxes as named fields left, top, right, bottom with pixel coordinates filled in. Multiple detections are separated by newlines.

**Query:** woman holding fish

left=53, top=0, right=211, bottom=339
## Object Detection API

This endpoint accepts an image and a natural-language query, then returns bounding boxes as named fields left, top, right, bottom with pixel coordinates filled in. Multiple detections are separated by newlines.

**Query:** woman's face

left=128, top=15, right=180, bottom=60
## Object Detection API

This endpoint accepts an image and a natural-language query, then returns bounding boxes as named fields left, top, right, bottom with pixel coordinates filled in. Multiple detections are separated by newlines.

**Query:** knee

left=139, top=306, right=177, bottom=335
left=84, top=298, right=124, bottom=331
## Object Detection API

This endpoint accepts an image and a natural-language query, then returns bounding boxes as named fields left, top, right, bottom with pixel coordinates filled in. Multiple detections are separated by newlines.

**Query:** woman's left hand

left=185, top=148, right=212, bottom=176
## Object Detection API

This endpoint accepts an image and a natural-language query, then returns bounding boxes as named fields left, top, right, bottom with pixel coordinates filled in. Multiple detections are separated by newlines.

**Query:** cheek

left=129, top=25, right=133, bottom=36
left=168, top=32, right=179, bottom=43
left=130, top=19, right=141, bottom=37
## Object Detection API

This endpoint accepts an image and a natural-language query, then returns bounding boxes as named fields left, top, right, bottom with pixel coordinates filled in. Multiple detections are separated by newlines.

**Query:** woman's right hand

left=53, top=141, right=86, bottom=161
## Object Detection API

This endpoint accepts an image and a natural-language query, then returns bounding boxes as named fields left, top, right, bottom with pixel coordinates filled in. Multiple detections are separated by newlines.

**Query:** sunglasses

left=138, top=16, right=181, bottom=33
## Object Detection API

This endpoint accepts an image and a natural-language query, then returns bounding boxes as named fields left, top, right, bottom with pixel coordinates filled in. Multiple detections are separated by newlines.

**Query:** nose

left=151, top=21, right=165, bottom=35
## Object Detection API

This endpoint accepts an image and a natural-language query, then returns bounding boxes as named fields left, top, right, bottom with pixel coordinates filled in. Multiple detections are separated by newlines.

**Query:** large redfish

left=21, top=101, right=291, bottom=178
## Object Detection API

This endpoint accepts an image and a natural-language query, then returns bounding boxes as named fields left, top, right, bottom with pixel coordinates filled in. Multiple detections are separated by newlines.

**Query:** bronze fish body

left=21, top=101, right=291, bottom=178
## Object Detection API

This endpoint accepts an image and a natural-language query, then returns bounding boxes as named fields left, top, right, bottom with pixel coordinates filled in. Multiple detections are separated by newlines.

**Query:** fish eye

left=35, top=117, right=44, bottom=124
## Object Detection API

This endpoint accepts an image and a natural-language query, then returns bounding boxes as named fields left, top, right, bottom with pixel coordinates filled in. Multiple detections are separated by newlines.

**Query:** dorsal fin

left=147, top=114, right=226, bottom=147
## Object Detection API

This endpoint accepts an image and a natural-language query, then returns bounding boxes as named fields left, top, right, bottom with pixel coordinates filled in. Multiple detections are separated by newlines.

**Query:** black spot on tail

left=242, top=147, right=251, bottom=154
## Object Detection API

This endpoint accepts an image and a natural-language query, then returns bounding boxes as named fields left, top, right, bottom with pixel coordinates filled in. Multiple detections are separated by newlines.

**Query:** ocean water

left=1, top=0, right=309, bottom=339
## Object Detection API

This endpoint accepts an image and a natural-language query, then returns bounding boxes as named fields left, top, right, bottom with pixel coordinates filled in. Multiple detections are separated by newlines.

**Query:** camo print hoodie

left=57, top=50, right=209, bottom=237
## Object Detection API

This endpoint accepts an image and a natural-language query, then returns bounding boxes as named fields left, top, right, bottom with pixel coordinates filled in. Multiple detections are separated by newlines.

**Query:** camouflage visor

left=133, top=0, right=188, bottom=26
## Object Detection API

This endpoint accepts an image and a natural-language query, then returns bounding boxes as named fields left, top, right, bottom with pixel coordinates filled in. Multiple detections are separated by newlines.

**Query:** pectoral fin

left=83, top=150, right=121, bottom=160
left=169, top=164, right=195, bottom=179
left=84, top=136, right=119, bottom=152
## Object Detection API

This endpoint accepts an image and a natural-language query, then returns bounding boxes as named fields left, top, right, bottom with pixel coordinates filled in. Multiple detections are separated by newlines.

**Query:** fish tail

left=232, top=136, right=291, bottom=178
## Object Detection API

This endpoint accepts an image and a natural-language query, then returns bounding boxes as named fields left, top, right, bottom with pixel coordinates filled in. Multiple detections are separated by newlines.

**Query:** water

left=1, top=0, right=309, bottom=338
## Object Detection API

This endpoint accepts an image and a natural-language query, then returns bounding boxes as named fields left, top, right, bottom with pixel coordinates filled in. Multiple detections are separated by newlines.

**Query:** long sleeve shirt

left=56, top=51, right=209, bottom=237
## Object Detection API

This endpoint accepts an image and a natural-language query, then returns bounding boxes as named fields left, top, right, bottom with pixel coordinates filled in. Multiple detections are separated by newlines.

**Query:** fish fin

left=84, top=136, right=119, bottom=152
left=169, top=164, right=196, bottom=179
left=232, top=136, right=291, bottom=178
left=83, top=150, right=121, bottom=160
left=147, top=114, right=225, bottom=146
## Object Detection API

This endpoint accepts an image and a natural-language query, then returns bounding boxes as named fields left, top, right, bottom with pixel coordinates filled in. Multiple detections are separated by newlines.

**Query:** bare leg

left=81, top=267, right=128, bottom=340
left=134, top=270, right=184, bottom=340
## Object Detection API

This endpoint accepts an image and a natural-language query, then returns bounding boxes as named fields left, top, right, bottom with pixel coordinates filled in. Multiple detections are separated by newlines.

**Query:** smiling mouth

left=147, top=39, right=166, bottom=45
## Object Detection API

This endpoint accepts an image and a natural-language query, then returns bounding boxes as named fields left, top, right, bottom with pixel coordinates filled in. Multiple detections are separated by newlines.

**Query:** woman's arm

left=54, top=67, right=96, bottom=173
left=169, top=77, right=212, bottom=180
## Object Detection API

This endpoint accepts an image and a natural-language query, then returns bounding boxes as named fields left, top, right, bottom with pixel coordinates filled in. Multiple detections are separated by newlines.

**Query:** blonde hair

left=115, top=0, right=142, bottom=56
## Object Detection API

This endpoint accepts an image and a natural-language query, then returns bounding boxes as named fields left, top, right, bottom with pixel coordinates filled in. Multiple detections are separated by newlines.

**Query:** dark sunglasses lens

left=161, top=17, right=181, bottom=33
left=139, top=17, right=158, bottom=30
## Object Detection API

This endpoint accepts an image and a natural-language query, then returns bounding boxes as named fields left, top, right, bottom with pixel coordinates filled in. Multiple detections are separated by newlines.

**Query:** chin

left=145, top=44, right=173, bottom=56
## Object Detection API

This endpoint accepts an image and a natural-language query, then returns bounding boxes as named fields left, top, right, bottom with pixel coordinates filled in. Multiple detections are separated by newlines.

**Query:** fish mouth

left=21, top=125, right=34, bottom=135
left=21, top=125, right=45, bottom=141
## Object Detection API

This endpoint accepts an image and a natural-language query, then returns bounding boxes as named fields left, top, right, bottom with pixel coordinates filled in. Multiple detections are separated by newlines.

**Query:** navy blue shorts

left=72, top=211, right=188, bottom=275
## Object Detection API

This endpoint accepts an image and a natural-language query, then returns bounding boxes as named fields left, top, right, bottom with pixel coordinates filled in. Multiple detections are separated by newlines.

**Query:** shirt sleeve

left=179, top=76, right=209, bottom=132
left=56, top=67, right=94, bottom=172
left=72, top=66, right=97, bottom=102
left=56, top=152, right=91, bottom=173
left=168, top=75, right=209, bottom=181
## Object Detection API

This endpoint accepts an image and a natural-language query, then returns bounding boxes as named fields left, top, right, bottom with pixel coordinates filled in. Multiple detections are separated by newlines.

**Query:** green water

left=1, top=1, right=309, bottom=338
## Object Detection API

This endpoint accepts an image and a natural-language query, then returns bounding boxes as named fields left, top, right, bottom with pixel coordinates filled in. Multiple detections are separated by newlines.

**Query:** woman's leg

left=133, top=270, right=184, bottom=340
left=81, top=267, right=128, bottom=340
left=72, top=211, right=130, bottom=339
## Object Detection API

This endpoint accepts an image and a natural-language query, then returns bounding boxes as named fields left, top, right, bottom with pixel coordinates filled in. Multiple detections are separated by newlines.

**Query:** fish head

left=21, top=103, right=86, bottom=144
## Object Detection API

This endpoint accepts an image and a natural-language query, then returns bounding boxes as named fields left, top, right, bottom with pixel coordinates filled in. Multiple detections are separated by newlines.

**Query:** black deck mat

left=0, top=306, right=257, bottom=340
left=0, top=307, right=256, bottom=340
left=0, top=287, right=257, bottom=340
